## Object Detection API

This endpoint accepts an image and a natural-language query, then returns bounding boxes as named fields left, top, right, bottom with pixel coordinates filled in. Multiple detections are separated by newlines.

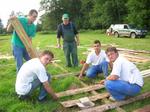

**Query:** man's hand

left=76, top=40, right=80, bottom=46
left=78, top=74, right=83, bottom=79
left=106, top=75, right=119, bottom=80
left=57, top=44, right=61, bottom=48
left=99, top=80, right=105, bottom=85
left=52, top=94, right=58, bottom=100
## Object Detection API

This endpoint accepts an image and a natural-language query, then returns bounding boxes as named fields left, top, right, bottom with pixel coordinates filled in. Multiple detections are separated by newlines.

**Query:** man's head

left=93, top=40, right=101, bottom=52
left=28, top=9, right=38, bottom=24
left=62, top=13, right=69, bottom=25
left=39, top=50, right=54, bottom=66
left=105, top=47, right=119, bottom=62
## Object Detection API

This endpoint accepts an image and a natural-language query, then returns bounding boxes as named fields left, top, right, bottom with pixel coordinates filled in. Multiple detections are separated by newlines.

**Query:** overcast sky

left=0, top=0, right=41, bottom=27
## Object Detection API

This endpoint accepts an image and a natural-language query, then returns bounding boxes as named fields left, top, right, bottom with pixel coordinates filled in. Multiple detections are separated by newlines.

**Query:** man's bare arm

left=79, top=63, right=89, bottom=78
left=43, top=81, right=58, bottom=100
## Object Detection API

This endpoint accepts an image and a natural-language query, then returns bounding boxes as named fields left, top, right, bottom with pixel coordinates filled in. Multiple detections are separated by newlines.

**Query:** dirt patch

left=0, top=54, right=13, bottom=59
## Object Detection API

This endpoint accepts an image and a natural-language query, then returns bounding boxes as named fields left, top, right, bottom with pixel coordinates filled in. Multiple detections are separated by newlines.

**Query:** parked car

left=106, top=24, right=147, bottom=38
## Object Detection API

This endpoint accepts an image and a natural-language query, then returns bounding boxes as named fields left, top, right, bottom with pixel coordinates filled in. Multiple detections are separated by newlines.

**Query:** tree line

left=38, top=0, right=150, bottom=31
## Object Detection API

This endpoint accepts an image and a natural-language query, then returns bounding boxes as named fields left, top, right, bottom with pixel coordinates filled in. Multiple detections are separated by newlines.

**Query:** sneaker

left=17, top=94, right=28, bottom=100
left=109, top=96, right=116, bottom=101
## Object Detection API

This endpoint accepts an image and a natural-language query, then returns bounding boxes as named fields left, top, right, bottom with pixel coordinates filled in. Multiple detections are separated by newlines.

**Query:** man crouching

left=15, top=50, right=58, bottom=101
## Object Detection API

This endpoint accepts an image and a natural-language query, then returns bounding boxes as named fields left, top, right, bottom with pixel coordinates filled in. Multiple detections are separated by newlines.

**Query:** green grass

left=0, top=32, right=150, bottom=112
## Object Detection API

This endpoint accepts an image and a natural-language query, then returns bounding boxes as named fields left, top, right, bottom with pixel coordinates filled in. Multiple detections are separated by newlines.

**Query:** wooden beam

left=52, top=72, right=79, bottom=79
left=78, top=92, right=150, bottom=112
left=10, top=18, right=38, bottom=58
left=117, top=48, right=150, bottom=54
left=133, top=104, right=150, bottom=112
left=56, top=84, right=104, bottom=98
left=60, top=93, right=109, bottom=107
left=75, top=77, right=126, bottom=112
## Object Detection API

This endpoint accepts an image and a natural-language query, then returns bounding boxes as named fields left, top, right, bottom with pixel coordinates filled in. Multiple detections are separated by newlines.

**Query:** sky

left=0, top=0, right=41, bottom=27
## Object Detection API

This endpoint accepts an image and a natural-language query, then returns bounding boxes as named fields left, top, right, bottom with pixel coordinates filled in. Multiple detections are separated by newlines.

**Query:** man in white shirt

left=100, top=47, right=144, bottom=101
left=79, top=40, right=109, bottom=79
left=15, top=50, right=58, bottom=101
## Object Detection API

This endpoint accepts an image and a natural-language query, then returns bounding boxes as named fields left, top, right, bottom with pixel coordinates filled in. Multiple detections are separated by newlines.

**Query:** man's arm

left=99, top=75, right=119, bottom=85
left=57, top=24, right=62, bottom=48
left=57, top=38, right=61, bottom=48
left=43, top=81, right=58, bottom=100
left=106, top=75, right=119, bottom=80
left=7, top=23, right=13, bottom=32
left=75, top=34, right=80, bottom=46
left=79, top=63, right=89, bottom=79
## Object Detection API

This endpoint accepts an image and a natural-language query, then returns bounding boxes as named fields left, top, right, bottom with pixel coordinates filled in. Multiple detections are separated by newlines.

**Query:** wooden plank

left=78, top=92, right=150, bottom=112
left=56, top=84, right=104, bottom=98
left=140, top=69, right=150, bottom=75
left=77, top=78, right=126, bottom=112
left=120, top=54, right=150, bottom=63
left=10, top=18, right=38, bottom=58
left=117, top=48, right=150, bottom=54
left=52, top=72, right=79, bottom=79
left=60, top=93, right=109, bottom=107
left=133, top=104, right=150, bottom=112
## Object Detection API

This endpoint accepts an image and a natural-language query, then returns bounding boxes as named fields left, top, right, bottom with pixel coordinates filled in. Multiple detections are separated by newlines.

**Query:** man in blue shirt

left=7, top=9, right=38, bottom=72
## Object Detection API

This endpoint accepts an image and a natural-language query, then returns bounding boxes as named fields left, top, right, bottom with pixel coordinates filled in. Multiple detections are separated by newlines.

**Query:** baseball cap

left=62, top=13, right=69, bottom=20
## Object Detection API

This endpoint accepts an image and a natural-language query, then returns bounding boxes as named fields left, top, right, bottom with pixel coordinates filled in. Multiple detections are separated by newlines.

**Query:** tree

left=0, top=18, right=4, bottom=34
left=39, top=0, right=82, bottom=30
left=126, top=0, right=150, bottom=30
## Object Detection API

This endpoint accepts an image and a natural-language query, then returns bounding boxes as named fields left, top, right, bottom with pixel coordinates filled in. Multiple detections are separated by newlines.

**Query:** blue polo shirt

left=11, top=16, right=36, bottom=48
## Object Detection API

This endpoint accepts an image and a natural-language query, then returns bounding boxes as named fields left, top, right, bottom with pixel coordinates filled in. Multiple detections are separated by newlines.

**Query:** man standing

left=57, top=13, right=79, bottom=67
left=7, top=9, right=38, bottom=72
left=15, top=50, right=58, bottom=101
left=79, top=40, right=109, bottom=79
left=101, top=47, right=143, bottom=101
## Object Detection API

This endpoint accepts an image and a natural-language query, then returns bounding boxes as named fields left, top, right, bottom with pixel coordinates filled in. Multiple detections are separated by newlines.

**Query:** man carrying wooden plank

left=7, top=9, right=38, bottom=72
left=100, top=47, right=144, bottom=101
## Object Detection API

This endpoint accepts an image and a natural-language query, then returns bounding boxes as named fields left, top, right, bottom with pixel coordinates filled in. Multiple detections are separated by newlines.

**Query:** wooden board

left=78, top=92, right=150, bottom=112
left=10, top=18, right=38, bottom=58
left=60, top=93, right=109, bottom=107
left=56, top=84, right=104, bottom=98
left=133, top=104, right=150, bottom=112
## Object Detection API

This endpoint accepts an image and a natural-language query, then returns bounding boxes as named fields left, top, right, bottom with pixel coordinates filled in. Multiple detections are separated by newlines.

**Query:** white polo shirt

left=15, top=58, right=48, bottom=95
left=110, top=56, right=144, bottom=87
left=86, top=50, right=108, bottom=65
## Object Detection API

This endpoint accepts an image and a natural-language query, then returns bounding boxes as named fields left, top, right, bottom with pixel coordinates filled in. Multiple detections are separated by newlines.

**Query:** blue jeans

left=86, top=61, right=108, bottom=78
left=105, top=80, right=141, bottom=101
left=13, top=45, right=30, bottom=72
left=28, top=73, right=51, bottom=100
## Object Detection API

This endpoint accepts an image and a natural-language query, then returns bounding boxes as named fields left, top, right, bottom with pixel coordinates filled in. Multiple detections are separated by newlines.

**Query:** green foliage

left=0, top=32, right=150, bottom=111
left=126, top=0, right=150, bottom=29
left=39, top=0, right=150, bottom=31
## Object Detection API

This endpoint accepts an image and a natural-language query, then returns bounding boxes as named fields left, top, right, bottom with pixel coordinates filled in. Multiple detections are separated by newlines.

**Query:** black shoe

left=18, top=94, right=28, bottom=100
left=38, top=97, right=48, bottom=103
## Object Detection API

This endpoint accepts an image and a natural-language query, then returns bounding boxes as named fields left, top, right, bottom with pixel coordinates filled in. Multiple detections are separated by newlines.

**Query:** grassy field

left=0, top=31, right=150, bottom=112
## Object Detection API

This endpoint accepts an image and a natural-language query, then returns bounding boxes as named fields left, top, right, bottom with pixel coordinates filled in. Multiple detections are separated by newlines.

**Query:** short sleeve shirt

left=110, top=56, right=144, bottom=87
left=11, top=16, right=36, bottom=48
left=15, top=58, right=48, bottom=95
left=86, top=50, right=108, bottom=65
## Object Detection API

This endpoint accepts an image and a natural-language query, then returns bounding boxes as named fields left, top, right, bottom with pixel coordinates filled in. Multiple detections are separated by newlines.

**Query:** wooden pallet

left=133, top=104, right=150, bottom=112
left=78, top=92, right=150, bottom=112
left=61, top=93, right=109, bottom=107
left=10, top=18, right=38, bottom=58
left=56, top=69, right=150, bottom=112
left=56, top=84, right=104, bottom=98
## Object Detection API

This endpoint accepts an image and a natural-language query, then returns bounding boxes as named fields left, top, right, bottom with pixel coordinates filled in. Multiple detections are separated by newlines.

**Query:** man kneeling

left=15, top=50, right=58, bottom=101
left=100, top=47, right=144, bottom=101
